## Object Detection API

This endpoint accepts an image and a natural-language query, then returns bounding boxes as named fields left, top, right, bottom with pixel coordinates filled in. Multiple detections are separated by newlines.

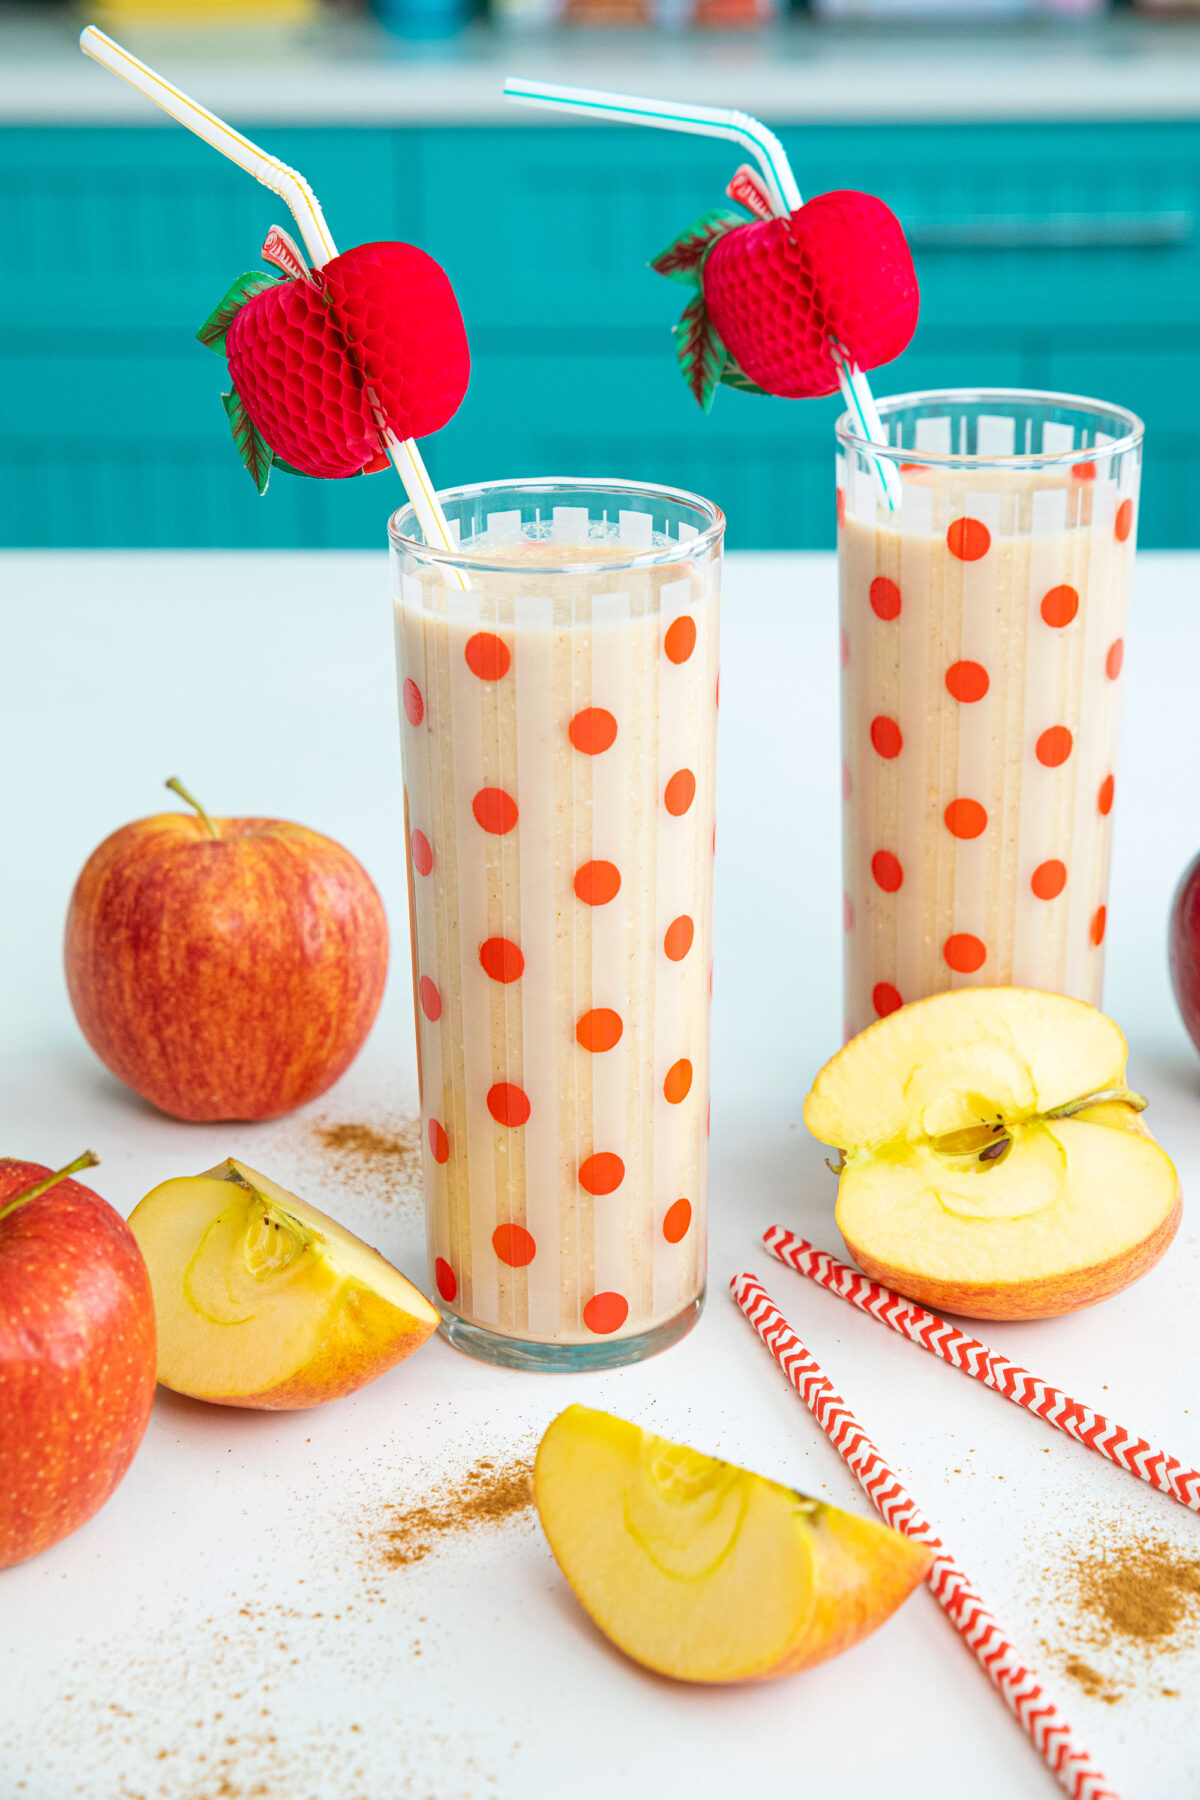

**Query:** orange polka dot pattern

left=397, top=535, right=716, bottom=1350
left=945, top=933, right=986, bottom=974
left=1031, top=860, right=1067, bottom=901
left=473, top=787, right=518, bottom=834
left=493, top=1223, right=536, bottom=1267
left=873, top=982, right=902, bottom=1018
left=583, top=1292, right=629, bottom=1335
left=577, top=1008, right=623, bottom=1052
left=569, top=708, right=617, bottom=755
left=872, top=850, right=903, bottom=893
left=465, top=632, right=511, bottom=681
left=479, top=937, right=524, bottom=983
left=871, top=716, right=902, bottom=759
left=664, top=770, right=696, bottom=816
left=664, top=616, right=696, bottom=664
left=840, top=454, right=1135, bottom=1034
left=410, top=828, right=433, bottom=877
left=944, top=799, right=987, bottom=841
left=662, top=1198, right=692, bottom=1244
left=946, top=517, right=991, bottom=562
left=946, top=661, right=989, bottom=703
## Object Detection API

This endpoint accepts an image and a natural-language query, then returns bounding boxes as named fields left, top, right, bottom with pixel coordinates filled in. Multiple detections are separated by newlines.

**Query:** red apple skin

left=64, top=814, right=388, bottom=1122
left=1170, top=852, right=1200, bottom=1056
left=0, top=1160, right=156, bottom=1570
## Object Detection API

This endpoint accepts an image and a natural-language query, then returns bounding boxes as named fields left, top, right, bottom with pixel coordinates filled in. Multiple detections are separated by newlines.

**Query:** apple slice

left=533, top=1405, right=931, bottom=1683
left=129, top=1159, right=438, bottom=1409
left=804, top=988, right=1180, bottom=1320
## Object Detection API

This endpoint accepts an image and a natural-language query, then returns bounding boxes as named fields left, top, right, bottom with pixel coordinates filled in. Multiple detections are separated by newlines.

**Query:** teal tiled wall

left=2, top=121, right=1197, bottom=548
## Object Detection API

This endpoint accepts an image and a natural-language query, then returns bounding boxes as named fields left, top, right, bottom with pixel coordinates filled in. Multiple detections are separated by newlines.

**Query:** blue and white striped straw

left=503, top=77, right=901, bottom=512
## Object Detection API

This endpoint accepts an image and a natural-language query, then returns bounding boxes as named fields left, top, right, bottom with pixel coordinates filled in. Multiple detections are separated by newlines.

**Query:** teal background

left=1, top=120, right=1197, bottom=548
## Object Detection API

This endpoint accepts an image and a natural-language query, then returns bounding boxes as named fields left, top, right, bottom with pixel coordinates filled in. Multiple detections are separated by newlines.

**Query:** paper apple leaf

left=726, top=165, right=777, bottom=223
left=720, top=356, right=770, bottom=397
left=261, top=225, right=313, bottom=284
left=196, top=270, right=283, bottom=355
left=221, top=388, right=273, bottom=495
left=651, top=209, right=746, bottom=288
left=673, top=295, right=727, bottom=413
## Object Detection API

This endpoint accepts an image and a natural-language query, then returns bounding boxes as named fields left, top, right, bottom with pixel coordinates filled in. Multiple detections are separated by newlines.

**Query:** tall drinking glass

left=389, top=478, right=723, bottom=1371
left=837, top=390, right=1143, bottom=1039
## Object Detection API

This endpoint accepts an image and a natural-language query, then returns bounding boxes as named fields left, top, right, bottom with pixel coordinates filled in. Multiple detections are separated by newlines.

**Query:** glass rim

left=835, top=387, right=1145, bottom=468
left=388, top=475, right=725, bottom=574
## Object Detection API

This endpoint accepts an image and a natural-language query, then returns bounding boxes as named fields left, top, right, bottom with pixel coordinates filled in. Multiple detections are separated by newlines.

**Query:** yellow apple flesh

left=534, top=1405, right=931, bottom=1683
left=129, top=1159, right=438, bottom=1409
left=804, top=988, right=1180, bottom=1320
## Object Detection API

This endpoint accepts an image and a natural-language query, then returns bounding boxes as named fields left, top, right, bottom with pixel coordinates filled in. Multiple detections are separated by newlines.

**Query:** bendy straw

left=730, top=1272, right=1120, bottom=1800
left=764, top=1227, right=1200, bottom=1515
left=503, top=76, right=901, bottom=511
left=79, top=25, right=457, bottom=560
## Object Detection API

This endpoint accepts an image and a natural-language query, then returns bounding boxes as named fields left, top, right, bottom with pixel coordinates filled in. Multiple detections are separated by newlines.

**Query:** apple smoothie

left=837, top=393, right=1143, bottom=1040
left=390, top=481, right=722, bottom=1370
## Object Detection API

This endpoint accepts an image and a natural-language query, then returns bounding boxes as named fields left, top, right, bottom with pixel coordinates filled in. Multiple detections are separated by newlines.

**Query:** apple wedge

left=804, top=988, right=1180, bottom=1320
left=533, top=1405, right=931, bottom=1683
left=129, top=1159, right=438, bottom=1409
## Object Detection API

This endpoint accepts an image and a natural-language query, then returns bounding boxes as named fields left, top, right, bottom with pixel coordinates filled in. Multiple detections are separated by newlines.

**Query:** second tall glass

left=837, top=390, right=1143, bottom=1040
left=390, top=478, right=723, bottom=1371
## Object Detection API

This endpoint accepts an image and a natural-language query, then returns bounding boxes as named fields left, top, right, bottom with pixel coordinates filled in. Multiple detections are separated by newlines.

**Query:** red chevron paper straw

left=730, top=1272, right=1121, bottom=1800
left=764, top=1227, right=1200, bottom=1514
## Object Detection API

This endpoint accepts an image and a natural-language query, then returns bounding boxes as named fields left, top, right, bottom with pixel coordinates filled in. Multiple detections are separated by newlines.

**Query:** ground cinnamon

left=305, top=1115, right=423, bottom=1209
left=1072, top=1536, right=1200, bottom=1647
left=1063, top=1659, right=1121, bottom=1705
left=372, top=1455, right=535, bottom=1570
left=1047, top=1529, right=1200, bottom=1702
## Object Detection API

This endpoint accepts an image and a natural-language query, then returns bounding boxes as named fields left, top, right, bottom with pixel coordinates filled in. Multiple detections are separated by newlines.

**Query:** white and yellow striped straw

left=503, top=76, right=901, bottom=512
left=79, top=25, right=461, bottom=560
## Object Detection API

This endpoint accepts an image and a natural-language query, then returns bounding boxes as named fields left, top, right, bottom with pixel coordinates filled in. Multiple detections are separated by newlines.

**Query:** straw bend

left=79, top=26, right=337, bottom=267
left=764, top=1227, right=1200, bottom=1514
left=730, top=1272, right=1120, bottom=1800
left=78, top=24, right=463, bottom=569
left=503, top=75, right=899, bottom=512
left=503, top=76, right=798, bottom=217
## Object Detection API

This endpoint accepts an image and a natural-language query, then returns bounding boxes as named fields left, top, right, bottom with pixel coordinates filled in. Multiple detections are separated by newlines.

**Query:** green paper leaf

left=221, top=388, right=273, bottom=495
left=651, top=209, right=746, bottom=288
left=672, top=295, right=727, bottom=413
left=196, top=269, right=283, bottom=355
left=720, top=356, right=771, bottom=397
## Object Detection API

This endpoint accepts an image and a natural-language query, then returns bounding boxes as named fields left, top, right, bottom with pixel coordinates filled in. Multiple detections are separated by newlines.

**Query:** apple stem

left=1044, top=1087, right=1148, bottom=1121
left=165, top=776, right=220, bottom=840
left=0, top=1150, right=100, bottom=1225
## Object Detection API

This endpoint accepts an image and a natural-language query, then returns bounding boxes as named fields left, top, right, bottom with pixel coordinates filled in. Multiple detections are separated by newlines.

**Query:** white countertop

left=2, top=548, right=1200, bottom=1800
left=4, top=5, right=1200, bottom=123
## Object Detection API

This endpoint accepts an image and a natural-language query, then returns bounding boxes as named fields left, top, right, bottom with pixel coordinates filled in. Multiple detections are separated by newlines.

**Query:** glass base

left=438, top=1291, right=704, bottom=1372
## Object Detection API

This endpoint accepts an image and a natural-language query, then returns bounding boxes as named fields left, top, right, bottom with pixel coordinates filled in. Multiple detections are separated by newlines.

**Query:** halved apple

left=804, top=988, right=1181, bottom=1320
left=533, top=1405, right=931, bottom=1683
left=128, top=1159, right=438, bottom=1409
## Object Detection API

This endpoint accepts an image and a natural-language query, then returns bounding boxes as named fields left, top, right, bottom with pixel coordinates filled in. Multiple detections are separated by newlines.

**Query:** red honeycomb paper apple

left=652, top=191, right=918, bottom=411
left=197, top=235, right=470, bottom=490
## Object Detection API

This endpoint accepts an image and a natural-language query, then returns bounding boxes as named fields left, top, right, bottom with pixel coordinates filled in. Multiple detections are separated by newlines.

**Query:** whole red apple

left=1169, top=851, right=1200, bottom=1055
left=0, top=1153, right=156, bottom=1570
left=64, top=779, right=389, bottom=1122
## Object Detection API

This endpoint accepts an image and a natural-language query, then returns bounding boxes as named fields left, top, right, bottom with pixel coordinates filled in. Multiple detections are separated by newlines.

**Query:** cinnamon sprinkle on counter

left=1039, top=1525, right=1200, bottom=1703
left=372, top=1455, right=536, bottom=1570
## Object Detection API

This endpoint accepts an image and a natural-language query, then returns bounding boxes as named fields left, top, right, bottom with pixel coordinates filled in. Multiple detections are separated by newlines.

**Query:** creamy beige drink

left=390, top=484, right=722, bottom=1369
left=838, top=396, right=1142, bottom=1041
